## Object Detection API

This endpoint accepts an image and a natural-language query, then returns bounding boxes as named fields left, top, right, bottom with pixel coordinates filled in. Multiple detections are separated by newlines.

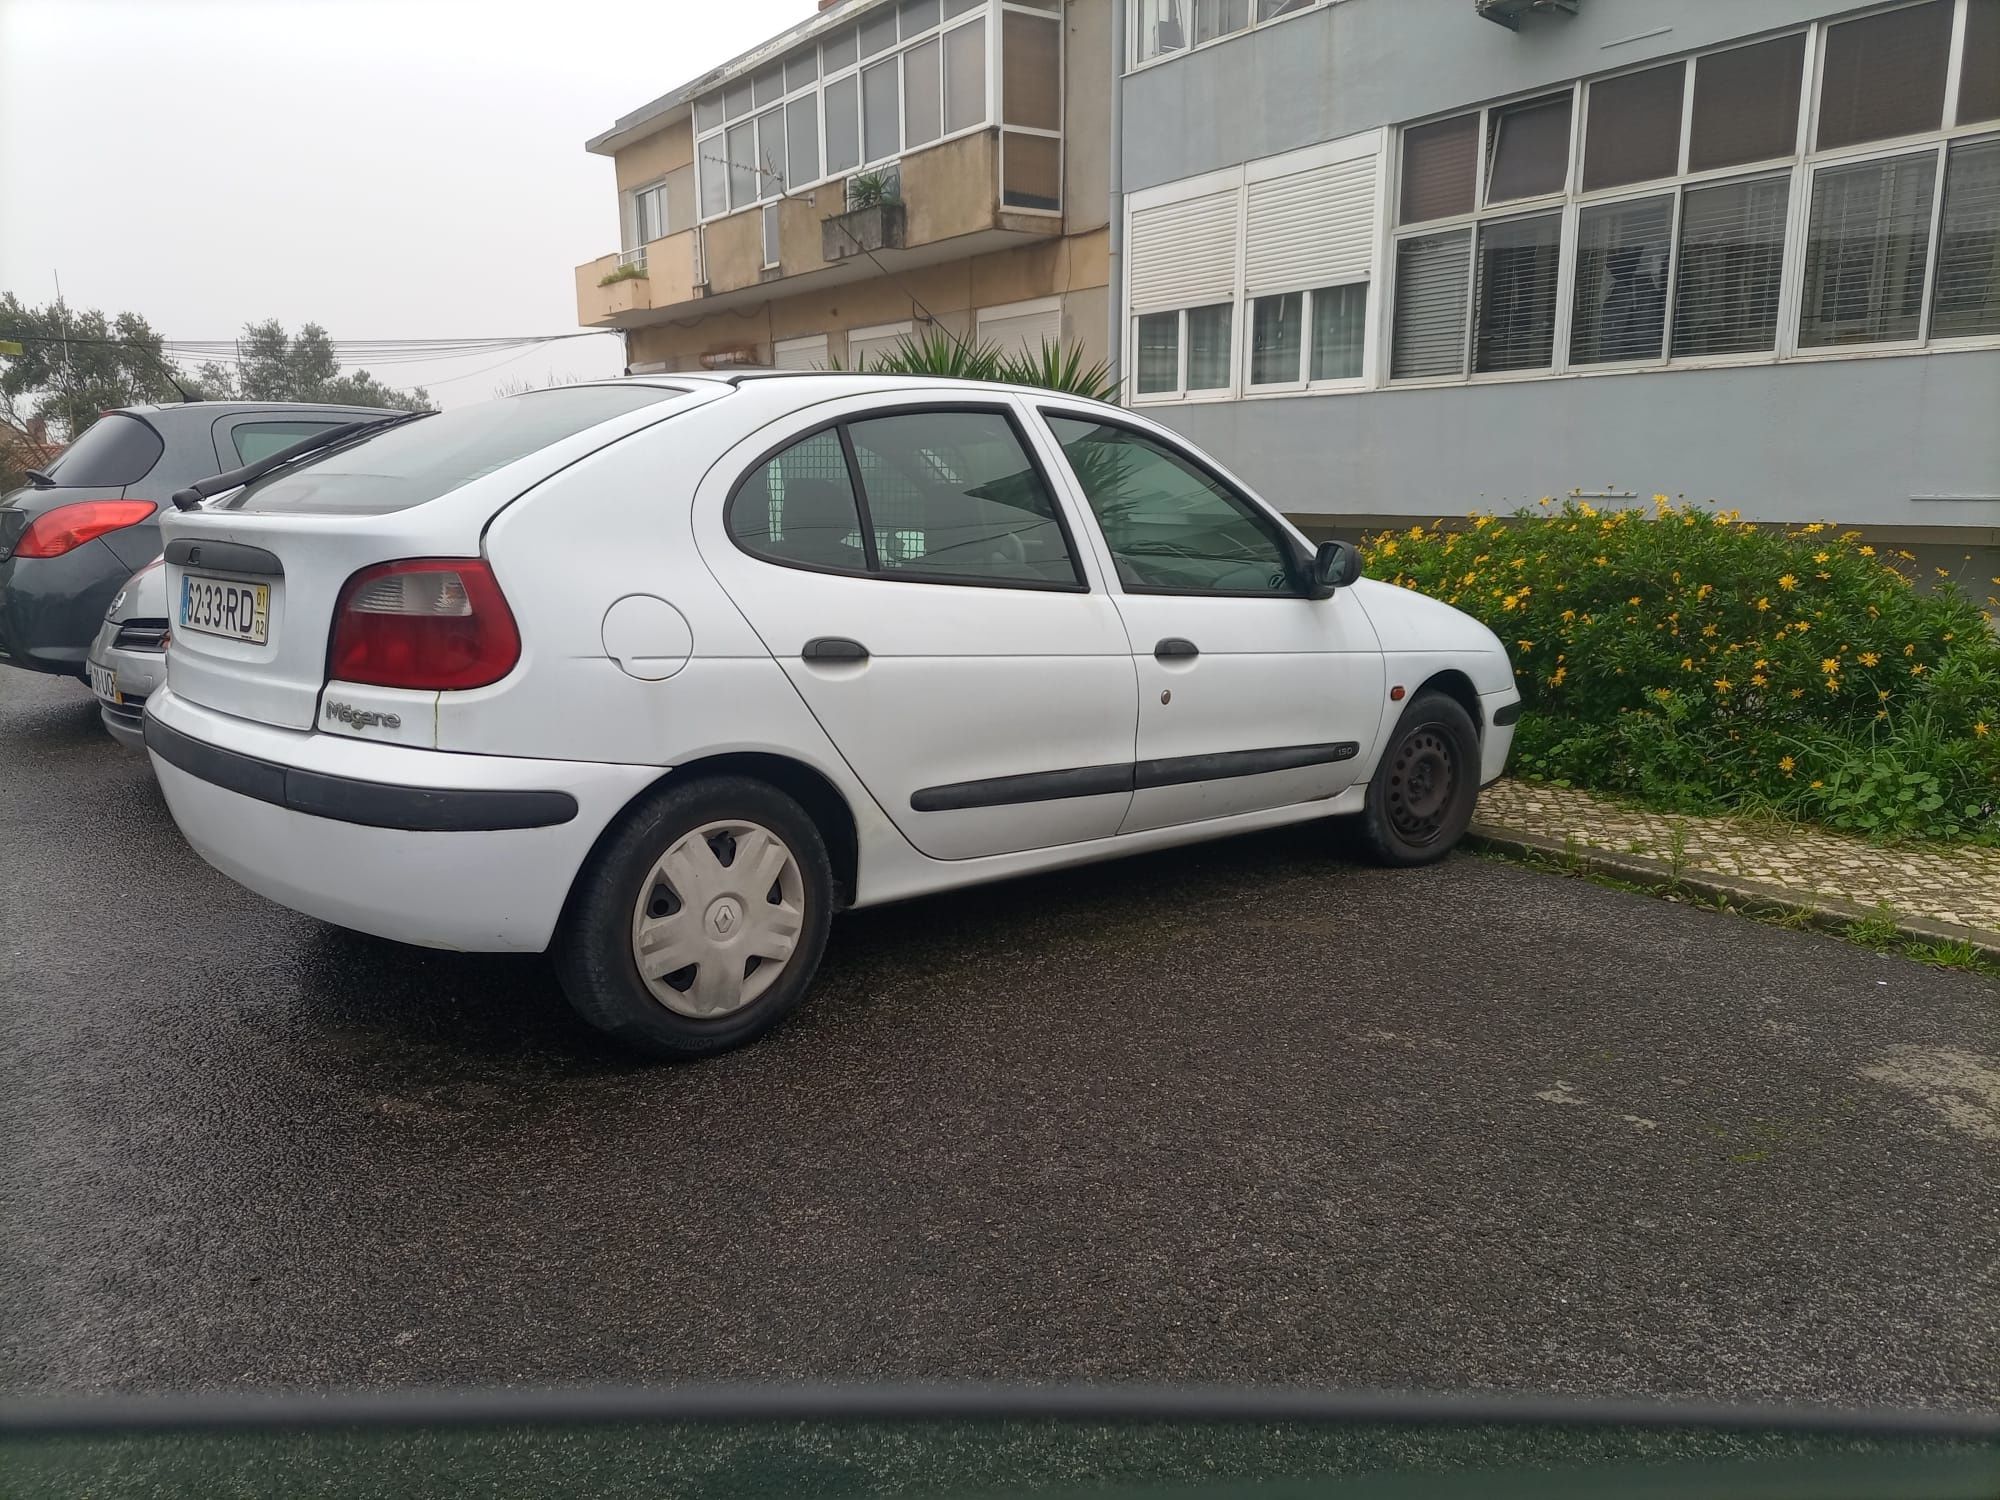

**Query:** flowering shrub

left=1364, top=499, right=2000, bottom=843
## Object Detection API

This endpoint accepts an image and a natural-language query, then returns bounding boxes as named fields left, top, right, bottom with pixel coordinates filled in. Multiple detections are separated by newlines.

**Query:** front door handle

left=803, top=636, right=869, bottom=662
left=1154, top=637, right=1199, bottom=660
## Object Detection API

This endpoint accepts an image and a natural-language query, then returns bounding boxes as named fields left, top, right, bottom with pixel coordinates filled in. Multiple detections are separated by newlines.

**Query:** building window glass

left=1186, top=304, right=1233, bottom=388
left=1816, top=0, right=1952, bottom=152
left=1583, top=61, right=1683, bottom=192
left=1135, top=311, right=1180, bottom=394
left=633, top=183, right=668, bottom=245
left=860, top=6, right=899, bottom=58
left=825, top=73, right=862, bottom=176
left=1485, top=93, right=1572, bottom=204
left=1961, top=0, right=2000, bottom=125
left=1473, top=212, right=1562, bottom=372
left=1131, top=0, right=1317, bottom=67
left=823, top=27, right=859, bottom=71
left=1799, top=151, right=1940, bottom=348
left=1391, top=230, right=1472, bottom=379
left=1003, top=131, right=1062, bottom=210
left=1688, top=34, right=1805, bottom=172
left=1401, top=114, right=1478, bottom=225
left=1194, top=0, right=1249, bottom=46
left=755, top=109, right=787, bottom=199
left=1249, top=291, right=1304, bottom=385
left=752, top=65, right=784, bottom=109
left=762, top=203, right=782, bottom=269
left=1309, top=282, right=1367, bottom=381
left=904, top=38, right=943, bottom=148
left=862, top=58, right=900, bottom=162
left=785, top=48, right=819, bottom=93
left=1670, top=175, right=1790, bottom=358
left=1931, top=137, right=2000, bottom=338
left=1003, top=11, right=1062, bottom=131
left=944, top=18, right=986, bottom=134
left=1569, top=194, right=1672, bottom=365
left=726, top=120, right=759, bottom=210
left=786, top=96, right=820, bottom=189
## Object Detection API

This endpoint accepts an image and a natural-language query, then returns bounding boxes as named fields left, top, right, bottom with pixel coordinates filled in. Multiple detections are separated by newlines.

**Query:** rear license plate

left=88, top=662, right=120, bottom=704
left=180, top=575, right=270, bottom=645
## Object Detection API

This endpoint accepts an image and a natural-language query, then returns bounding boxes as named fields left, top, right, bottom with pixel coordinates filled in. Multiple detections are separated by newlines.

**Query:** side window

left=729, top=430, right=868, bottom=573
left=844, top=410, right=1078, bottom=586
left=230, top=420, right=345, bottom=466
left=1044, top=415, right=1296, bottom=595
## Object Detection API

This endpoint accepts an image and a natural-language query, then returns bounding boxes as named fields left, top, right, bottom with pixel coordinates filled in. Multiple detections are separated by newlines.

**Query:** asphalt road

left=2, top=669, right=1995, bottom=1413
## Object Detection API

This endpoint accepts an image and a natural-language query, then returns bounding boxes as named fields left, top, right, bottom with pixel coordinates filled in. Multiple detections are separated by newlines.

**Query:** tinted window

left=45, top=413, right=164, bottom=487
left=230, top=419, right=345, bottom=466
left=1688, top=34, right=1805, bottom=173
left=1045, top=416, right=1294, bottom=595
left=1816, top=0, right=1951, bottom=151
left=228, top=387, right=682, bottom=516
left=731, top=430, right=868, bottom=572
left=846, top=410, right=1078, bottom=585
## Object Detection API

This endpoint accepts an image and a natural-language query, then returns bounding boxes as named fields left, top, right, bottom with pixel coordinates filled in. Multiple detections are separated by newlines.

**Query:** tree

left=194, top=321, right=433, bottom=411
left=0, top=294, right=183, bottom=442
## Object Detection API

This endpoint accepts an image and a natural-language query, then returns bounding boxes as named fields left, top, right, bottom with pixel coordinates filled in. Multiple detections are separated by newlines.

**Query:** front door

left=697, top=397, right=1139, bottom=862
left=1034, top=410, right=1385, bottom=835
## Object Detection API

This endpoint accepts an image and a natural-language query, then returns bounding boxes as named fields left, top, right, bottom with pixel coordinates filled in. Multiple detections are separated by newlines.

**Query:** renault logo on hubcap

left=708, top=898, right=742, bottom=937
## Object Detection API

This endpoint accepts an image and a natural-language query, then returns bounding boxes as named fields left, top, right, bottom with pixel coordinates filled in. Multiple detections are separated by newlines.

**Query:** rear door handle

left=1154, top=638, right=1199, bottom=659
left=802, top=636, right=869, bottom=662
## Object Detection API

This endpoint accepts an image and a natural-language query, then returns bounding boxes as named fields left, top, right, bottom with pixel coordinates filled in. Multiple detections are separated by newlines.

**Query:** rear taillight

left=327, top=558, right=520, bottom=691
left=13, top=500, right=157, bottom=558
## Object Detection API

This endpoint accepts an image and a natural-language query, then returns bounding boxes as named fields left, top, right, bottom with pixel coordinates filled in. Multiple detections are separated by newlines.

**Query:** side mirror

left=1306, top=539, right=1363, bottom=598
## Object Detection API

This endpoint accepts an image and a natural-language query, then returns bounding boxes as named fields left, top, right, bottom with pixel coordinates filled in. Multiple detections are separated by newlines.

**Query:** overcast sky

left=0, top=0, right=812, bottom=405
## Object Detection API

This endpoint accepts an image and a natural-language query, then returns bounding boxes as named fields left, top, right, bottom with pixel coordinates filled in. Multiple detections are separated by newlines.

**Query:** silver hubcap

left=630, top=819, right=805, bottom=1019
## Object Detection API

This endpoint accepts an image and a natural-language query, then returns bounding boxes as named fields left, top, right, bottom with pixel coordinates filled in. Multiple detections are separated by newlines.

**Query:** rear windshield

left=224, top=386, right=686, bottom=516
left=44, top=413, right=165, bottom=488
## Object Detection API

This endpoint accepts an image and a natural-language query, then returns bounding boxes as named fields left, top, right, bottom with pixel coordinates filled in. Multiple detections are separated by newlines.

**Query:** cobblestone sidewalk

left=1473, top=778, right=2000, bottom=947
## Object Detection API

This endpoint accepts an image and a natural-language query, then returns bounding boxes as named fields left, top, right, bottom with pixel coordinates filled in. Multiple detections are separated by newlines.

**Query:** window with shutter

left=1249, top=292, right=1305, bottom=385
left=1310, top=284, right=1368, bottom=381
left=1961, top=0, right=2000, bottom=125
left=1816, top=0, right=1952, bottom=151
left=1401, top=114, right=1478, bottom=224
left=1391, top=230, right=1471, bottom=379
left=1799, top=152, right=1940, bottom=348
left=773, top=334, right=829, bottom=371
left=1245, top=155, right=1377, bottom=296
left=1474, top=213, right=1562, bottom=372
left=1584, top=62, right=1684, bottom=192
left=977, top=298, right=1064, bottom=360
left=1486, top=94, right=1572, bottom=205
left=1128, top=190, right=1240, bottom=313
left=1688, top=34, right=1805, bottom=174
left=1570, top=195, right=1673, bottom=365
left=1931, top=138, right=2000, bottom=339
left=1671, top=176, right=1790, bottom=357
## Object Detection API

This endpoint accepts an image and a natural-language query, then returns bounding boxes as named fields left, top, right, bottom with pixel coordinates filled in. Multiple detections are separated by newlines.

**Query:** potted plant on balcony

left=822, top=169, right=906, bottom=262
left=597, top=262, right=648, bottom=287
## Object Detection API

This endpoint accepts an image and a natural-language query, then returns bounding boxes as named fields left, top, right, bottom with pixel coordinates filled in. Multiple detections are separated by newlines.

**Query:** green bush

left=1364, top=499, right=2000, bottom=843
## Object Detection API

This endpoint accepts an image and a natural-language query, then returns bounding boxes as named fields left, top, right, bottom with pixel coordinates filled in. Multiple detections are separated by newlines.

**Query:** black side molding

left=910, top=742, right=1362, bottom=813
left=1492, top=700, right=1522, bottom=726
left=802, top=637, right=869, bottom=662
left=144, top=715, right=577, bottom=832
left=164, top=538, right=285, bottom=577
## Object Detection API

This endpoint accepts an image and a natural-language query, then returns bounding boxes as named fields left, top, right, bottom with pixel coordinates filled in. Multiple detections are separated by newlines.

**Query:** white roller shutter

left=846, top=320, right=914, bottom=367
left=1128, top=189, right=1240, bottom=313
left=1245, top=154, right=1379, bottom=297
left=773, top=334, right=828, bottom=370
left=976, top=297, right=1064, bottom=358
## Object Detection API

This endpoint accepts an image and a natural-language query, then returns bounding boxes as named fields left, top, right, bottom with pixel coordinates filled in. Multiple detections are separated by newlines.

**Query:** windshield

left=222, top=385, right=685, bottom=515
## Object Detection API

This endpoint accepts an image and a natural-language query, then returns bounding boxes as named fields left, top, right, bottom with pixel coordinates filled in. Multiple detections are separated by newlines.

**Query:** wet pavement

left=2, top=669, right=1995, bottom=1409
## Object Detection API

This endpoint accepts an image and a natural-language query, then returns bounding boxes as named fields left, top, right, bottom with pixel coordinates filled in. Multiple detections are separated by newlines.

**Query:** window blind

left=1474, top=212, right=1561, bottom=372
left=1671, top=176, right=1790, bottom=357
left=1816, top=0, right=1951, bottom=151
left=1391, top=230, right=1471, bottom=379
left=1688, top=34, right=1804, bottom=173
left=977, top=300, right=1064, bottom=359
left=1931, top=138, right=2000, bottom=339
left=1583, top=62, right=1684, bottom=192
left=1570, top=194, right=1673, bottom=365
left=1245, top=154, right=1378, bottom=296
left=1799, top=152, right=1939, bottom=348
left=1960, top=0, right=2000, bottom=125
left=1400, top=115, right=1477, bottom=225
left=1128, top=190, right=1241, bottom=312
left=773, top=334, right=829, bottom=370
left=1485, top=95, right=1572, bottom=204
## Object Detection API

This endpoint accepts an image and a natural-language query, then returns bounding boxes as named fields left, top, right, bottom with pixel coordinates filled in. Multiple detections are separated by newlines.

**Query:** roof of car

left=616, top=370, right=1119, bottom=406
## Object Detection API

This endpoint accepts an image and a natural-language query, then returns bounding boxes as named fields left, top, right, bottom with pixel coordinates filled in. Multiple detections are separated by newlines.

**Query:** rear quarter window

left=226, top=386, right=686, bottom=516
left=229, top=419, right=349, bottom=465
left=44, top=413, right=165, bottom=488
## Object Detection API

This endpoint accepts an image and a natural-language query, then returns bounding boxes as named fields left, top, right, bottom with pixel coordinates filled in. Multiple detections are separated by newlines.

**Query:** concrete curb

left=1467, top=821, right=2000, bottom=962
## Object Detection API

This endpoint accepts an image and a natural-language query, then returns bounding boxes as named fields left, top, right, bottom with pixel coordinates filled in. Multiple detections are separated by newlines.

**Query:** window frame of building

left=1128, top=0, right=1341, bottom=74
left=693, top=0, right=1000, bottom=230
left=1378, top=0, right=2000, bottom=392
left=626, top=180, right=670, bottom=252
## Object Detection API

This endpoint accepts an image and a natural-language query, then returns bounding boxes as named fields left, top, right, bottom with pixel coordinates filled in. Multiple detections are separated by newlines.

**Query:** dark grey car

left=0, top=401, right=391, bottom=678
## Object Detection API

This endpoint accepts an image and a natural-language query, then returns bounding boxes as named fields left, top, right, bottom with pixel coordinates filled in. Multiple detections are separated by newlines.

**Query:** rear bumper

left=144, top=687, right=660, bottom=952
left=0, top=543, right=133, bottom=678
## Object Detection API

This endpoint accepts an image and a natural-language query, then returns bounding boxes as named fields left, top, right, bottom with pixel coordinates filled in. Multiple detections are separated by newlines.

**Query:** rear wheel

left=556, top=776, right=833, bottom=1060
left=1356, top=690, right=1481, bottom=867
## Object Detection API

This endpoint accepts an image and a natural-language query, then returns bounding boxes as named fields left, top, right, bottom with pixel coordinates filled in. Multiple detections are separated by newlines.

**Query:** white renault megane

left=145, top=374, right=1518, bottom=1058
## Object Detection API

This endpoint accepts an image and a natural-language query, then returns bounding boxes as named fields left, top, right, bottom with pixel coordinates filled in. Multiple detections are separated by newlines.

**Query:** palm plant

left=830, top=330, right=1118, bottom=400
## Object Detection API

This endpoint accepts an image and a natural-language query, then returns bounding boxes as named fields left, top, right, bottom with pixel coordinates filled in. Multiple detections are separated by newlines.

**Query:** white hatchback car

left=146, top=375, right=1517, bottom=1058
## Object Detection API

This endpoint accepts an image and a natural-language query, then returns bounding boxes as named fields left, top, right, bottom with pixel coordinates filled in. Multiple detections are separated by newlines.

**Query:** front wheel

left=556, top=776, right=834, bottom=1060
left=1355, top=689, right=1482, bottom=867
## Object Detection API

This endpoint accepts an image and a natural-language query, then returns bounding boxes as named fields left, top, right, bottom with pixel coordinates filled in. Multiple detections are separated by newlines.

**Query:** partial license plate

left=180, top=574, right=270, bottom=645
left=88, top=662, right=120, bottom=704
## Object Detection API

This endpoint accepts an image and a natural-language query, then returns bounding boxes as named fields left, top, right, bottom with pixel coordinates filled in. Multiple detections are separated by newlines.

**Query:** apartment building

left=1111, top=0, right=2000, bottom=563
left=576, top=0, right=1111, bottom=373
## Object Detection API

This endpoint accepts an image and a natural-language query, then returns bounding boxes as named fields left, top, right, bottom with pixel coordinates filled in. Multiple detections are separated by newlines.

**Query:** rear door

left=695, top=393, right=1139, bottom=861
left=1030, top=407, right=1385, bottom=835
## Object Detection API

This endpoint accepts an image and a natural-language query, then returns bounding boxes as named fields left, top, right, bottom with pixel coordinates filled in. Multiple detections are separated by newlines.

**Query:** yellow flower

left=1778, top=755, right=1796, bottom=774
left=1878, top=690, right=1891, bottom=701
left=1816, top=571, right=1831, bottom=580
left=1753, top=659, right=1768, bottom=670
left=1628, top=595, right=1642, bottom=606
left=1751, top=673, right=1768, bottom=688
left=1904, top=643, right=1916, bottom=656
left=1408, top=524, right=1425, bottom=539
left=1517, top=640, right=1534, bottom=651
left=1811, top=779, right=1824, bottom=789
left=1702, top=623, right=1719, bottom=637
left=1778, top=574, right=1798, bottom=591
left=1680, top=657, right=1694, bottom=671
left=1877, top=708, right=1889, bottom=719
left=1560, top=608, right=1576, bottom=623
left=1755, top=597, right=1771, bottom=611
left=1550, top=665, right=1567, bottom=687
left=1898, top=549, right=1916, bottom=561
left=1577, top=501, right=1597, bottom=518
left=1460, top=571, right=1478, bottom=586
left=1501, top=594, right=1521, bottom=611
left=1858, top=545, right=1876, bottom=557
left=1820, top=658, right=1839, bottom=674
left=1813, top=552, right=1830, bottom=563
left=1803, top=522, right=1825, bottom=533
left=1910, top=662, right=1927, bottom=675
left=1653, top=687, right=1673, bottom=702
left=1473, top=515, right=1492, bottom=530
left=1975, top=722, right=1990, bottom=737
left=1379, top=539, right=1399, bottom=557
left=1824, top=676, right=1840, bottom=691
left=1713, top=677, right=1733, bottom=693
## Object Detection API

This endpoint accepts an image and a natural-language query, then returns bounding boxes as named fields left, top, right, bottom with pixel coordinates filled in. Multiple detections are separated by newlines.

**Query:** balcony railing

left=617, top=246, right=648, bottom=272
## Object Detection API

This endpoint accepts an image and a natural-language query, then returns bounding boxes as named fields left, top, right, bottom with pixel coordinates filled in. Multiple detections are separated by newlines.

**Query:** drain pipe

left=1106, top=0, right=1126, bottom=396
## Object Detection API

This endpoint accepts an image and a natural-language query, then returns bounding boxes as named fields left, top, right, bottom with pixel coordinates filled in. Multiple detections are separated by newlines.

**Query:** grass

left=597, top=262, right=646, bottom=286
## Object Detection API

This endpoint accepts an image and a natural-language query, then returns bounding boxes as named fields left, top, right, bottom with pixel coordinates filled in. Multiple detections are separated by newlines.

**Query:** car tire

left=1355, top=689, right=1482, bottom=868
left=556, top=775, right=834, bottom=1060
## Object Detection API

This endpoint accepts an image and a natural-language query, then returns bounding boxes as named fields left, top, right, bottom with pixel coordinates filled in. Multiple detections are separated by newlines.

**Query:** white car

left=146, top=375, right=1518, bottom=1059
